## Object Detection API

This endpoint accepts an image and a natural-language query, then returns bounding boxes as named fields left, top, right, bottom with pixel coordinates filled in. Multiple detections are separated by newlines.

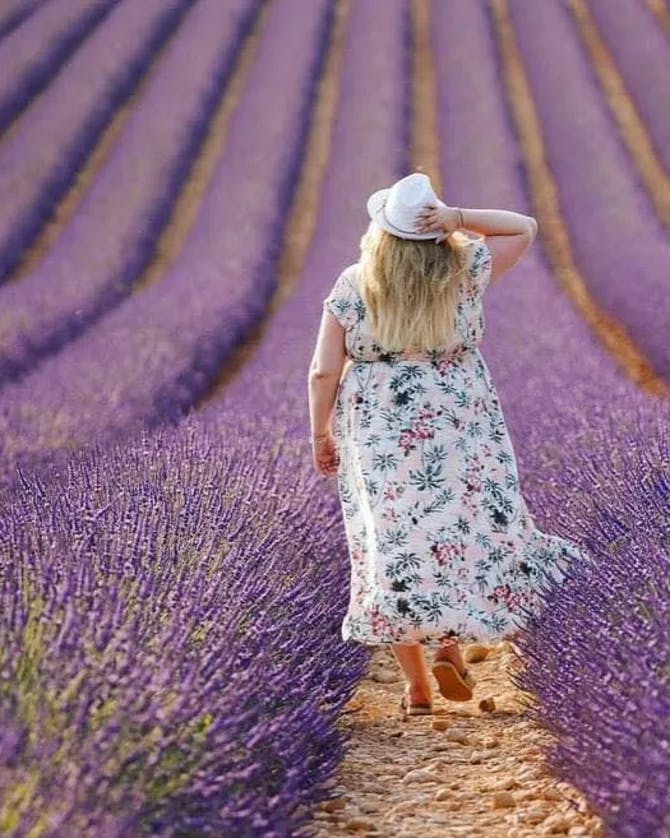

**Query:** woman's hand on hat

left=417, top=204, right=459, bottom=237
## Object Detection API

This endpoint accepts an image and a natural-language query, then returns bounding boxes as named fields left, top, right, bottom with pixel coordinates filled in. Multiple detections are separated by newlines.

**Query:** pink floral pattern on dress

left=323, top=240, right=592, bottom=646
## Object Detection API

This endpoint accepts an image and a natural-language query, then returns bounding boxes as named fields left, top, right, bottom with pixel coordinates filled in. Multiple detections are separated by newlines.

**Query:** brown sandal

left=431, top=660, right=477, bottom=702
left=399, top=689, right=433, bottom=718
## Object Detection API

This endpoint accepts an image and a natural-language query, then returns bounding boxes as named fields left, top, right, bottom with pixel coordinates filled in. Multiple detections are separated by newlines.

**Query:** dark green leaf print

left=425, top=444, right=447, bottom=465
left=408, top=463, right=445, bottom=491
left=456, top=515, right=471, bottom=535
left=396, top=598, right=413, bottom=616
left=390, top=552, right=423, bottom=575
left=504, top=473, right=520, bottom=491
left=491, top=508, right=509, bottom=529
left=489, top=426, right=505, bottom=444
left=420, top=598, right=445, bottom=622
left=455, top=437, right=469, bottom=454
left=422, top=487, right=455, bottom=515
left=497, top=450, right=513, bottom=466
left=467, top=420, right=483, bottom=437
left=475, top=532, right=494, bottom=550
left=483, top=476, right=505, bottom=502
left=487, top=546, right=506, bottom=565
left=381, top=527, right=410, bottom=550
left=373, top=451, right=399, bottom=472
left=363, top=476, right=379, bottom=497
left=433, top=569, right=454, bottom=588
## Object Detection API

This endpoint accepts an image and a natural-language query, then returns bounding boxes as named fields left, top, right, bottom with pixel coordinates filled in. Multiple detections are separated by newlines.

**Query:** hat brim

left=366, top=187, right=448, bottom=241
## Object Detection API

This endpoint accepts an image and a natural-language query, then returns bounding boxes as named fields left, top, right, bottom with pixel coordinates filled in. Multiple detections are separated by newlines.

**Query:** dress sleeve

left=323, top=267, right=359, bottom=329
left=467, top=239, right=493, bottom=296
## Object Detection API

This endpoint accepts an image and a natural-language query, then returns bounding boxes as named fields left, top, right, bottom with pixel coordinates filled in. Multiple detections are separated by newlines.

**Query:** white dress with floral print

left=323, top=239, right=591, bottom=647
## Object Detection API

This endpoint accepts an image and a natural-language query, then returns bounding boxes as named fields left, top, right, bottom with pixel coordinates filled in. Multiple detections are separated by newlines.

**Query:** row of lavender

left=507, top=0, right=670, bottom=381
left=433, top=3, right=669, bottom=835
left=209, top=0, right=670, bottom=832
left=0, top=0, right=259, bottom=386
left=0, top=0, right=118, bottom=132
left=0, top=0, right=667, bottom=833
left=587, top=0, right=670, bottom=174
left=0, top=0, right=48, bottom=43
left=0, top=0, right=193, bottom=280
left=0, top=0, right=407, bottom=833
left=0, top=418, right=368, bottom=835
left=0, top=0, right=333, bottom=484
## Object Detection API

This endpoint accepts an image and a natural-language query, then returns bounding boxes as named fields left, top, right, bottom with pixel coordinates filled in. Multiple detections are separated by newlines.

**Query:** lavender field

left=0, top=0, right=668, bottom=835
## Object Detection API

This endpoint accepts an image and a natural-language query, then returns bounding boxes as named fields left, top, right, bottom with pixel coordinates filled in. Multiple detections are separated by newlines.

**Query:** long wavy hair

left=358, top=222, right=483, bottom=352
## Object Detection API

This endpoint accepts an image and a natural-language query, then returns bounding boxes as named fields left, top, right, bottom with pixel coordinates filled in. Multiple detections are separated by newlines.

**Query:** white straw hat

left=366, top=172, right=448, bottom=241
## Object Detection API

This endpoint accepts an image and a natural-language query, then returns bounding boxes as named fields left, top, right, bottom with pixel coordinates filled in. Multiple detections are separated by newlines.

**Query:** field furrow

left=0, top=0, right=49, bottom=42
left=0, top=0, right=334, bottom=480
left=0, top=0, right=193, bottom=280
left=647, top=0, right=670, bottom=37
left=586, top=0, right=670, bottom=176
left=0, top=0, right=413, bottom=831
left=431, top=2, right=670, bottom=833
left=506, top=0, right=670, bottom=383
left=0, top=0, right=667, bottom=833
left=566, top=0, right=670, bottom=234
left=0, top=0, right=121, bottom=134
left=0, top=0, right=259, bottom=388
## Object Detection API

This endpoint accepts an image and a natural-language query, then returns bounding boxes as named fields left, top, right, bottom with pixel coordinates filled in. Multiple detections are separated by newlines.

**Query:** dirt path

left=307, top=640, right=604, bottom=837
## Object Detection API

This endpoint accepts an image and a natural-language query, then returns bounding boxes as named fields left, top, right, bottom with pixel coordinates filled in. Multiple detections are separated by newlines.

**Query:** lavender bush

left=0, top=1, right=408, bottom=832
left=208, top=0, right=411, bottom=419
left=505, top=0, right=670, bottom=382
left=0, top=0, right=118, bottom=131
left=1, top=0, right=43, bottom=26
left=430, top=3, right=670, bottom=833
left=0, top=0, right=48, bottom=41
left=0, top=0, right=192, bottom=280
left=588, top=0, right=670, bottom=174
left=0, top=418, right=368, bottom=836
left=508, top=426, right=670, bottom=838
left=0, top=0, right=333, bottom=487
left=0, top=0, right=258, bottom=387
left=0, top=0, right=668, bottom=833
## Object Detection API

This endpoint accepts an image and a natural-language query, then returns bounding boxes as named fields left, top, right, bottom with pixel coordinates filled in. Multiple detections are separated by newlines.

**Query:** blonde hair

left=358, top=222, right=482, bottom=353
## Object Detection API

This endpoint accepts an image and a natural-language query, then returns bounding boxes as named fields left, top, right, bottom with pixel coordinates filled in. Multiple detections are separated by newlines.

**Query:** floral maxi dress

left=323, top=239, right=592, bottom=647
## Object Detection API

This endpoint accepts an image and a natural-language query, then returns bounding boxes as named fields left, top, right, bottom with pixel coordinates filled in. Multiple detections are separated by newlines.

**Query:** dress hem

left=341, top=621, right=525, bottom=648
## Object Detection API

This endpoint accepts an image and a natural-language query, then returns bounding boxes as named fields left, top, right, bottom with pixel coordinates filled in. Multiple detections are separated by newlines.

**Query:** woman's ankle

left=406, top=679, right=432, bottom=701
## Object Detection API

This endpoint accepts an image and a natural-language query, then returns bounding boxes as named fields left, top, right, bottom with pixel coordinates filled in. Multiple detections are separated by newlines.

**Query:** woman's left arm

left=308, top=310, right=346, bottom=476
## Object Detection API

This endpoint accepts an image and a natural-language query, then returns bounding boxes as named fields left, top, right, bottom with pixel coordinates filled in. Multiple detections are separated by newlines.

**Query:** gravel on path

left=306, top=640, right=605, bottom=838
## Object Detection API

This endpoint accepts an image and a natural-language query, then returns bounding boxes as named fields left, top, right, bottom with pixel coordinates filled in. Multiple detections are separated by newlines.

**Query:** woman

left=307, top=172, right=590, bottom=718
